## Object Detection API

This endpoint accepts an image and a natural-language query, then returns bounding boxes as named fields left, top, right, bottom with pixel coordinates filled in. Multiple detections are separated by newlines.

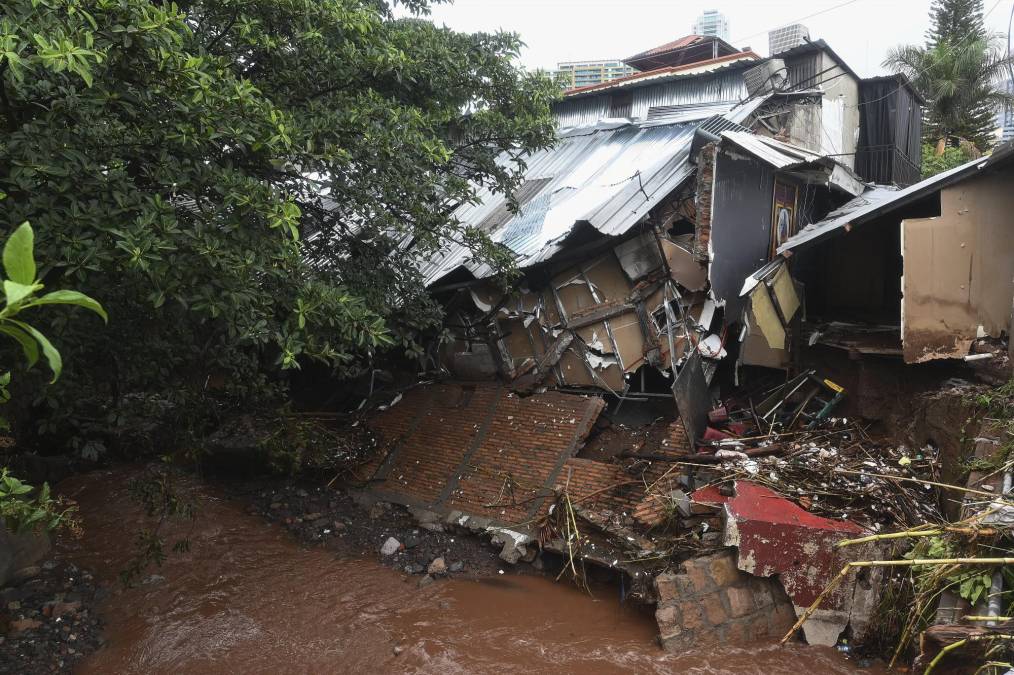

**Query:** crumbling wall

left=654, top=550, right=796, bottom=650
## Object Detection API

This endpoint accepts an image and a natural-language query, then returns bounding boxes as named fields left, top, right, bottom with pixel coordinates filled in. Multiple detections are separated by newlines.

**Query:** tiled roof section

left=564, top=51, right=760, bottom=97
left=626, top=35, right=704, bottom=61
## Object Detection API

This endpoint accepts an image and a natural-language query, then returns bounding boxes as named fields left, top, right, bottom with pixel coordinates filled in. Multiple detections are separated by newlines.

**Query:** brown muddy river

left=56, top=469, right=879, bottom=674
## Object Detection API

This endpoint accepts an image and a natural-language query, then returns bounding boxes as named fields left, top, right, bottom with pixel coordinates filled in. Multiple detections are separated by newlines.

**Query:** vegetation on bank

left=0, top=0, right=558, bottom=462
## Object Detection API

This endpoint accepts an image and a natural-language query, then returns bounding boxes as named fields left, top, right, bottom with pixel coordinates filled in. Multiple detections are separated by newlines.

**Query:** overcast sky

left=399, top=0, right=1014, bottom=78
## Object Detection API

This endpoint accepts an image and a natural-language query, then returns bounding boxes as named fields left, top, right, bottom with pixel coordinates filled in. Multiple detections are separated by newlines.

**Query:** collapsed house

left=357, top=30, right=1013, bottom=653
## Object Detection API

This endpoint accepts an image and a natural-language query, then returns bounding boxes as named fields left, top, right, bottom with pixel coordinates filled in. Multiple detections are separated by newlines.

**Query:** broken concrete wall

left=817, top=52, right=860, bottom=169
left=901, top=168, right=1014, bottom=363
left=654, top=550, right=796, bottom=651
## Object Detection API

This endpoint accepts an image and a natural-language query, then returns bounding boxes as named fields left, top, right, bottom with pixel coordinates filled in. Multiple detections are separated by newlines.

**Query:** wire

left=727, top=0, right=867, bottom=47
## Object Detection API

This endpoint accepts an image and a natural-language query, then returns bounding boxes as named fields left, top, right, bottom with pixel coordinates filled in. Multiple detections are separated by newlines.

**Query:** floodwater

left=57, top=469, right=879, bottom=674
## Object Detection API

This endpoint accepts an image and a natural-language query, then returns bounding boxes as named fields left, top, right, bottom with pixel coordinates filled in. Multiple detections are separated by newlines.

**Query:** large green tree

left=0, top=0, right=556, bottom=444
left=886, top=0, right=1014, bottom=150
left=925, top=0, right=984, bottom=47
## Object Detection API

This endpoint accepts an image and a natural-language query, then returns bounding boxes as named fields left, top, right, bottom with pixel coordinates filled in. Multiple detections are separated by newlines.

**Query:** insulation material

left=577, top=324, right=615, bottom=353
left=901, top=171, right=1014, bottom=363
left=750, top=285, right=786, bottom=350
left=614, top=232, right=664, bottom=282
left=660, top=237, right=708, bottom=291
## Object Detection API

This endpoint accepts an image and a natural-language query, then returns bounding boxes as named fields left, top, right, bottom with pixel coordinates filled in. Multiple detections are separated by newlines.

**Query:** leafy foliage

left=0, top=467, right=77, bottom=533
left=921, top=142, right=974, bottom=178
left=0, top=0, right=557, bottom=447
left=886, top=0, right=1014, bottom=150
left=926, top=0, right=985, bottom=48
left=0, top=221, right=101, bottom=533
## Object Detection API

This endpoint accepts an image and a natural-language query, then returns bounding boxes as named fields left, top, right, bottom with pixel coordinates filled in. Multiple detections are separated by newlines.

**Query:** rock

left=10, top=618, right=42, bottom=634
left=531, top=555, right=545, bottom=571
left=417, top=575, right=434, bottom=588
left=369, top=502, right=391, bottom=520
left=303, top=512, right=323, bottom=521
left=49, top=601, right=82, bottom=618
left=520, top=547, right=538, bottom=563
left=393, top=645, right=403, bottom=656
left=311, top=518, right=329, bottom=528
left=403, top=535, right=420, bottom=549
left=380, top=537, right=401, bottom=556
left=448, top=561, right=464, bottom=573
left=404, top=564, right=425, bottom=575
left=9, top=565, right=40, bottom=584
left=332, top=521, right=346, bottom=531
left=141, top=574, right=166, bottom=586
left=269, top=502, right=282, bottom=510
left=427, top=557, right=447, bottom=576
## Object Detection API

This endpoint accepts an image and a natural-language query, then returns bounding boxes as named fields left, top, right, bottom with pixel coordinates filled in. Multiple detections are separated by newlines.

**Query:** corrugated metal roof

left=777, top=141, right=1014, bottom=253
left=419, top=100, right=769, bottom=287
left=627, top=35, right=704, bottom=61
left=719, top=130, right=865, bottom=196
left=563, top=52, right=759, bottom=98
left=720, top=130, right=825, bottom=168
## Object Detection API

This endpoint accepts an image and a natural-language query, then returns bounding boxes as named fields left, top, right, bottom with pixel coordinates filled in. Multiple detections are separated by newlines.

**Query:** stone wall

left=653, top=550, right=796, bottom=650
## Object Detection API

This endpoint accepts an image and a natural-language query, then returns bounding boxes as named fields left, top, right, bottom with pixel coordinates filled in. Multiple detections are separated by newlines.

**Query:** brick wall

left=654, top=550, right=796, bottom=650
left=366, top=383, right=604, bottom=524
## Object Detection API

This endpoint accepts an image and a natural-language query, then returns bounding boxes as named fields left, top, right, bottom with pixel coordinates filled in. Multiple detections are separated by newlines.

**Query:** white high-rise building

left=692, top=10, right=730, bottom=41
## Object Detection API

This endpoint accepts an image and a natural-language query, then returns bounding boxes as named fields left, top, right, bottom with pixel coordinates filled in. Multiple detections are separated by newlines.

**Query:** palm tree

left=885, top=36, right=1014, bottom=152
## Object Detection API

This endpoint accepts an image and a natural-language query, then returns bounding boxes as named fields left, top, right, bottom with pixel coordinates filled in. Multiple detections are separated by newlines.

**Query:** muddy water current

left=56, top=469, right=880, bottom=674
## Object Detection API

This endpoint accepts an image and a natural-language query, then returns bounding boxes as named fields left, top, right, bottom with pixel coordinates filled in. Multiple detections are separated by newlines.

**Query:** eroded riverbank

left=47, top=467, right=881, bottom=674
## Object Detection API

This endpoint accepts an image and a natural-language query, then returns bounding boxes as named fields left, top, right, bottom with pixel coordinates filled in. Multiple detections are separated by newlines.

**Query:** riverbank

left=0, top=558, right=103, bottom=674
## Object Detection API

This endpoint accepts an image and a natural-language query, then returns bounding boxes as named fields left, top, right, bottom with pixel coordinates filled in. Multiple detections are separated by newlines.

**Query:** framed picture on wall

left=770, top=179, right=798, bottom=258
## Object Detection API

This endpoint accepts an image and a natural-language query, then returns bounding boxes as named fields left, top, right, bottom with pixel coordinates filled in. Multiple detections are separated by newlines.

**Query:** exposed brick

left=725, top=586, right=755, bottom=618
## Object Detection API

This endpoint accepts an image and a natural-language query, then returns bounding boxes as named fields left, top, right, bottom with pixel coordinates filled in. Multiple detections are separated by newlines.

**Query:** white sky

left=399, top=0, right=1014, bottom=78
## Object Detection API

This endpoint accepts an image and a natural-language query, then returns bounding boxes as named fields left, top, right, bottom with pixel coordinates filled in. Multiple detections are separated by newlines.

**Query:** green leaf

left=3, top=222, right=36, bottom=284
left=3, top=280, right=39, bottom=307
left=11, top=320, right=62, bottom=382
left=0, top=324, right=40, bottom=367
left=25, top=290, right=108, bottom=323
